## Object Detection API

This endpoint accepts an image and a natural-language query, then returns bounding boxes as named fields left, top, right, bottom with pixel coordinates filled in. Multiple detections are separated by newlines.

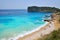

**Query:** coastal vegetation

left=37, top=29, right=60, bottom=40
left=58, top=19, right=60, bottom=23
left=28, top=6, right=60, bottom=12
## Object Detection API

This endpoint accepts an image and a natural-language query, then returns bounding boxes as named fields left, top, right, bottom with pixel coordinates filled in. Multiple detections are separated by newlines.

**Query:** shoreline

left=17, top=21, right=55, bottom=40
left=0, top=22, right=49, bottom=40
left=1, top=21, right=55, bottom=40
left=10, top=22, right=49, bottom=40
left=1, top=21, right=54, bottom=40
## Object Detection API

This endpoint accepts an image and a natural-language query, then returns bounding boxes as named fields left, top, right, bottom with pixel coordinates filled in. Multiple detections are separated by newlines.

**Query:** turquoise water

left=0, top=10, right=52, bottom=39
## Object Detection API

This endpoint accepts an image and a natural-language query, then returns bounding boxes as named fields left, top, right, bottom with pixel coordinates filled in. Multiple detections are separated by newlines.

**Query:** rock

left=28, top=6, right=60, bottom=12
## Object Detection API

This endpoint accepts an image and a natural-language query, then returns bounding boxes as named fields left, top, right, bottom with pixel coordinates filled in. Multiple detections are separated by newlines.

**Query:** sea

left=0, top=9, right=52, bottom=40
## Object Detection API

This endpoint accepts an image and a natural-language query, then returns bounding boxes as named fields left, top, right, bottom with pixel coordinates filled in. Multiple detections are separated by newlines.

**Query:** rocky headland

left=28, top=6, right=60, bottom=12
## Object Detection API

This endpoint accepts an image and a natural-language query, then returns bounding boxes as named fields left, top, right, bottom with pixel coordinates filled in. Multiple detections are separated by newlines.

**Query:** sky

left=0, top=0, right=60, bottom=9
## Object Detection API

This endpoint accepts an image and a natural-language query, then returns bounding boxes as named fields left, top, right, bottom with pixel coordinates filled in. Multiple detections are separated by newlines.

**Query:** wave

left=8, top=22, right=49, bottom=40
left=0, top=22, right=48, bottom=40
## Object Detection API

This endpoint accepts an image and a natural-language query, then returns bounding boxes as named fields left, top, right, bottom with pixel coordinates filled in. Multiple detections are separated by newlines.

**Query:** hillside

left=37, top=29, right=60, bottom=40
left=36, top=12, right=60, bottom=40
left=28, top=6, right=60, bottom=12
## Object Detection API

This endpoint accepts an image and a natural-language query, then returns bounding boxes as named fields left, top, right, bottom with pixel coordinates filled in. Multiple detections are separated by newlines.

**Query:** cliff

left=51, top=12, right=60, bottom=30
left=28, top=6, right=60, bottom=12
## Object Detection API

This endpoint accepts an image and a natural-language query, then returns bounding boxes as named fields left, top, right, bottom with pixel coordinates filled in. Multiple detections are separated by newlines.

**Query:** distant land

left=28, top=6, right=60, bottom=12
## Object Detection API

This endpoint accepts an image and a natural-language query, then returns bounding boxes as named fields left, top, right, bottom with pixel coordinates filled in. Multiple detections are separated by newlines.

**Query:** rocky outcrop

left=28, top=6, right=60, bottom=12
left=51, top=12, right=60, bottom=30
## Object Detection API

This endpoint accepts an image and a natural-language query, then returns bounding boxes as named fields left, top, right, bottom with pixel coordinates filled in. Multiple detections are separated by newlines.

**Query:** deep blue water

left=0, top=9, right=52, bottom=40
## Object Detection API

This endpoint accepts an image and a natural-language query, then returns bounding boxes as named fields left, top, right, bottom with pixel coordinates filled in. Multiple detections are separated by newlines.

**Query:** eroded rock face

left=28, top=6, right=60, bottom=12
left=51, top=12, right=60, bottom=30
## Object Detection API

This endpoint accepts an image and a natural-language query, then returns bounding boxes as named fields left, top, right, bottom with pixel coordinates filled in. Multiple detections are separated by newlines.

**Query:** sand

left=17, top=22, right=55, bottom=40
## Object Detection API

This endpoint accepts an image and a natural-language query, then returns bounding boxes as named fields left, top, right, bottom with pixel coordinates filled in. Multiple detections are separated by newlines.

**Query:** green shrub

left=59, top=19, right=60, bottom=23
left=37, top=29, right=60, bottom=40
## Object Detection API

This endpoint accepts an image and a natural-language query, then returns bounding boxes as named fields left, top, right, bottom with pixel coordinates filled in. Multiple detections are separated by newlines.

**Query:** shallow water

left=0, top=9, right=52, bottom=40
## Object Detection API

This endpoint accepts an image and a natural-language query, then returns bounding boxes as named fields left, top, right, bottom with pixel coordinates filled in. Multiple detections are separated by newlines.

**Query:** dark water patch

left=0, top=19, right=13, bottom=23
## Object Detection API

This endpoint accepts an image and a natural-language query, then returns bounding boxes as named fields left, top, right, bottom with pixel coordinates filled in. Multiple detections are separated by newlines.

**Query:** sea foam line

left=9, top=22, right=49, bottom=40
left=13, top=22, right=48, bottom=40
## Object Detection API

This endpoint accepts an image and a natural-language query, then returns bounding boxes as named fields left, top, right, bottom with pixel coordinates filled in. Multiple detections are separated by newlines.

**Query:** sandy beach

left=17, top=22, right=55, bottom=40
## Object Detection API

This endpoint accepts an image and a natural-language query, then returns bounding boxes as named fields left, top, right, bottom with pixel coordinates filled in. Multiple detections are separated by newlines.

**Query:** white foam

left=11, top=22, right=49, bottom=40
left=1, top=22, right=48, bottom=40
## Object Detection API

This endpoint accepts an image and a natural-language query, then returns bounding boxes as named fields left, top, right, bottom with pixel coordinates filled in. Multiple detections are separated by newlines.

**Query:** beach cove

left=17, top=22, right=55, bottom=40
left=17, top=12, right=60, bottom=40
